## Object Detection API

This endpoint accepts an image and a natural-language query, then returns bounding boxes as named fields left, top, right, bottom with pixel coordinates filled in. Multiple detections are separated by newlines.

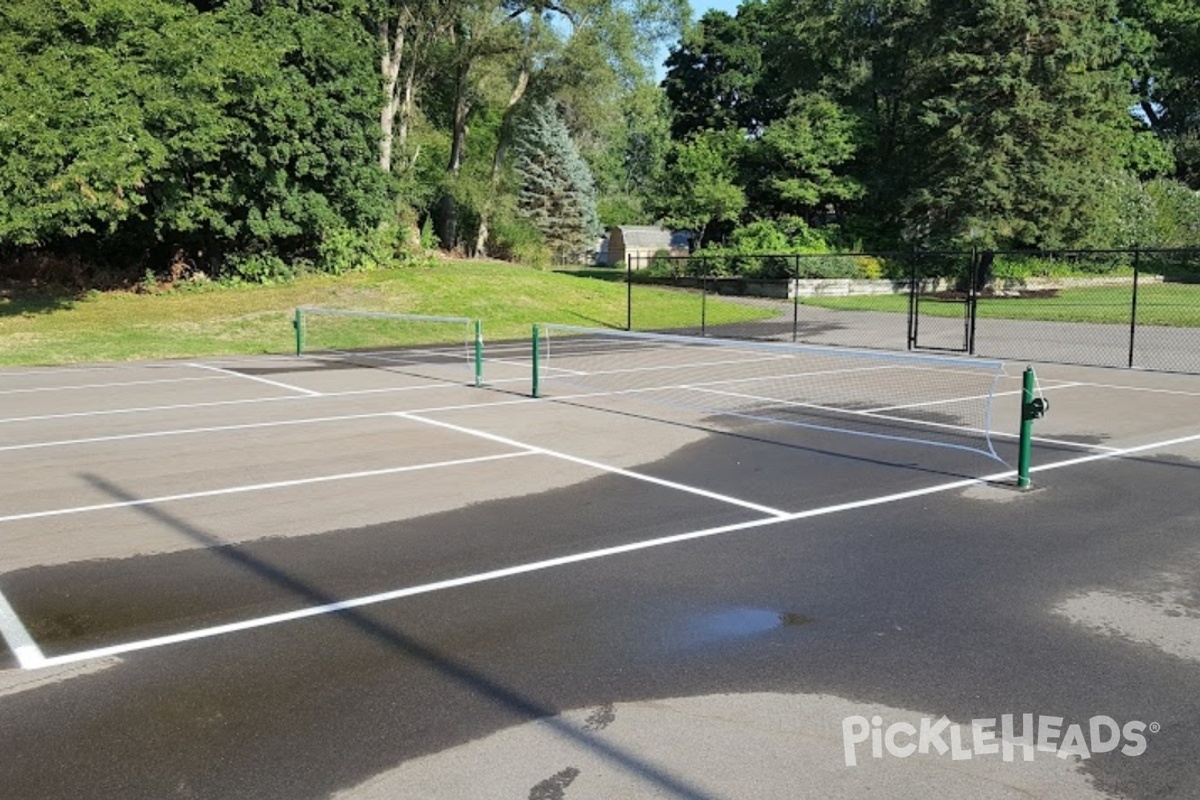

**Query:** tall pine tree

left=514, top=100, right=599, bottom=255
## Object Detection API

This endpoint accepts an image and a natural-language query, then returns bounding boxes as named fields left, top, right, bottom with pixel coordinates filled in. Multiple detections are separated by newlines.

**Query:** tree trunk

left=398, top=58, right=418, bottom=158
left=474, top=64, right=530, bottom=256
left=436, top=62, right=472, bottom=250
left=378, top=17, right=405, bottom=173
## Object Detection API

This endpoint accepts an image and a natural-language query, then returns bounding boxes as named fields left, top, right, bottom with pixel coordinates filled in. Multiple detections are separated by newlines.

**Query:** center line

left=396, top=412, right=791, bottom=518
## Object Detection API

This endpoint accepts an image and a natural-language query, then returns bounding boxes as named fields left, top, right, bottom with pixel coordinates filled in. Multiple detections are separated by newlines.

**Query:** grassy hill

left=0, top=261, right=769, bottom=366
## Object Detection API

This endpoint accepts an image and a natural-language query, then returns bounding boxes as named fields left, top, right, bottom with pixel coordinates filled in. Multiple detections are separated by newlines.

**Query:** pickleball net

left=294, top=307, right=483, bottom=385
left=532, top=324, right=1008, bottom=461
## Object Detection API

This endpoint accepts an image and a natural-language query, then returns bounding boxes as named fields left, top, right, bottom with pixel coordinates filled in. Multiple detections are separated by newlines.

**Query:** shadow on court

left=58, top=473, right=723, bottom=800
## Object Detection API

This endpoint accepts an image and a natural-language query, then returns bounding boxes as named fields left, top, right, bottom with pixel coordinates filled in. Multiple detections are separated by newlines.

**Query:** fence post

left=792, top=254, right=800, bottom=343
left=293, top=308, right=304, bottom=356
left=531, top=324, right=541, bottom=398
left=701, top=276, right=707, bottom=337
left=473, top=319, right=483, bottom=388
left=968, top=250, right=988, bottom=355
left=1129, top=246, right=1140, bottom=369
left=906, top=253, right=918, bottom=350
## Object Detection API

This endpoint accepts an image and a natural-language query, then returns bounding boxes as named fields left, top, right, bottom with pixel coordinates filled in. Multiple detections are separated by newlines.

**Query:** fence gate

left=907, top=251, right=979, bottom=353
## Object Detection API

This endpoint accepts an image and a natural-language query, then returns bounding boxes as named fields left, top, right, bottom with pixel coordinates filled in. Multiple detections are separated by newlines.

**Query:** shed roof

left=613, top=226, right=672, bottom=249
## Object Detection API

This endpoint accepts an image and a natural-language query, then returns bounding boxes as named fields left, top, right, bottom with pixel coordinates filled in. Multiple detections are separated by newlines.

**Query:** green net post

left=473, top=319, right=484, bottom=388
left=293, top=308, right=304, bottom=356
left=531, top=324, right=541, bottom=398
left=1017, top=366, right=1038, bottom=488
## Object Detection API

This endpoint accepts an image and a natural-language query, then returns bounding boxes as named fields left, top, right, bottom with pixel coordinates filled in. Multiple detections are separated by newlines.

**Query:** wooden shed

left=606, top=226, right=692, bottom=268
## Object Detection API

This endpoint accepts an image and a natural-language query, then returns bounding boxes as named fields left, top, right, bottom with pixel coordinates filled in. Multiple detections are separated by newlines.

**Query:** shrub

left=855, top=256, right=885, bottom=280
left=224, top=252, right=293, bottom=284
left=489, top=213, right=550, bottom=269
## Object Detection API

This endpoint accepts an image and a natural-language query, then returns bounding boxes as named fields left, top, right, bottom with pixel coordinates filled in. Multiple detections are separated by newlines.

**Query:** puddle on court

left=673, top=607, right=813, bottom=648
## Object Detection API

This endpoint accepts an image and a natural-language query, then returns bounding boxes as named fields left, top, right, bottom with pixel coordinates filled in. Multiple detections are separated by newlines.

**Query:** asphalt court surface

left=2, top=340, right=1200, bottom=799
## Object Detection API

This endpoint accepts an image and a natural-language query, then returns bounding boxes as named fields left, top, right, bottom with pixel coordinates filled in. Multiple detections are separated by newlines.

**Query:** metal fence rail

left=625, top=248, right=1200, bottom=374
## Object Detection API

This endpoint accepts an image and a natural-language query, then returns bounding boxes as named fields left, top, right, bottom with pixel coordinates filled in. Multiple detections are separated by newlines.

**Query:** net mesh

left=536, top=324, right=1008, bottom=461
left=297, top=307, right=478, bottom=384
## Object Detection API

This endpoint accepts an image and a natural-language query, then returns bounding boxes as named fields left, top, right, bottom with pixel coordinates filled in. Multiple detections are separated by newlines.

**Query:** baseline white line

left=396, top=412, right=790, bottom=518
left=188, top=363, right=321, bottom=397
left=0, top=412, right=402, bottom=453
left=0, top=376, right=230, bottom=396
left=23, top=428, right=1200, bottom=669
left=0, top=451, right=535, bottom=524
left=0, top=588, right=45, bottom=670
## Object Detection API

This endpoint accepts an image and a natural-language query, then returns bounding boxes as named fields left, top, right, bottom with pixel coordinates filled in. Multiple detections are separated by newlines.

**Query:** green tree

left=652, top=128, right=746, bottom=244
left=904, top=0, right=1142, bottom=248
left=753, top=92, right=864, bottom=220
left=1121, top=0, right=1200, bottom=187
left=662, top=7, right=770, bottom=139
left=0, top=0, right=390, bottom=276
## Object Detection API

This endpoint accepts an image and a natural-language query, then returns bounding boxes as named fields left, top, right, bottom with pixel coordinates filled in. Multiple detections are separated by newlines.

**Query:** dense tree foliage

left=660, top=0, right=1200, bottom=250
left=0, top=0, right=1196, bottom=287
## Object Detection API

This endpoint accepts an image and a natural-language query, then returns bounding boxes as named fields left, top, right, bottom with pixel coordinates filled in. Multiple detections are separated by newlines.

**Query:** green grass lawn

left=0, top=261, right=771, bottom=366
left=802, top=284, right=1200, bottom=327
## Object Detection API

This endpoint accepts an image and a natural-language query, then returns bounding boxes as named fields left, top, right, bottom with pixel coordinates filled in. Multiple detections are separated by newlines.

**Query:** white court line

left=0, top=364, right=180, bottom=378
left=0, top=588, right=44, bottom=670
left=488, top=357, right=584, bottom=375
left=0, top=451, right=535, bottom=524
left=397, top=412, right=791, bottom=518
left=0, top=360, right=893, bottom=426
left=0, top=381, right=464, bottom=425
left=188, top=363, right=322, bottom=397
left=19, top=427, right=1200, bottom=670
left=0, top=376, right=230, bottom=396
left=0, top=412, right=403, bottom=453
left=1064, top=380, right=1200, bottom=398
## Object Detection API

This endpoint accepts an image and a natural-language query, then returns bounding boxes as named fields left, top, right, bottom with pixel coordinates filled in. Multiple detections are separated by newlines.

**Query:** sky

left=691, top=0, right=742, bottom=17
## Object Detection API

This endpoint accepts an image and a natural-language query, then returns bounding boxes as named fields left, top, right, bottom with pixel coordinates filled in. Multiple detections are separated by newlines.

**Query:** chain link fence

left=625, top=248, right=1200, bottom=374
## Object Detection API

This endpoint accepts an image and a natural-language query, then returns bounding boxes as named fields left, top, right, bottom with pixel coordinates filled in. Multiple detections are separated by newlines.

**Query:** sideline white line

left=0, top=376, right=229, bottom=396
left=0, top=381, right=464, bottom=425
left=0, top=588, right=44, bottom=670
left=21, top=428, right=1200, bottom=669
left=397, top=412, right=791, bottom=518
left=1066, top=380, right=1200, bottom=398
left=0, top=452, right=534, bottom=524
left=0, top=364, right=174, bottom=377
left=0, top=412, right=403, bottom=453
left=188, top=363, right=322, bottom=397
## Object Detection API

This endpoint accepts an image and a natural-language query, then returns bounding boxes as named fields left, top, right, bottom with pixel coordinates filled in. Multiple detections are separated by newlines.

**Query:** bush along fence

left=625, top=248, right=1200, bottom=375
